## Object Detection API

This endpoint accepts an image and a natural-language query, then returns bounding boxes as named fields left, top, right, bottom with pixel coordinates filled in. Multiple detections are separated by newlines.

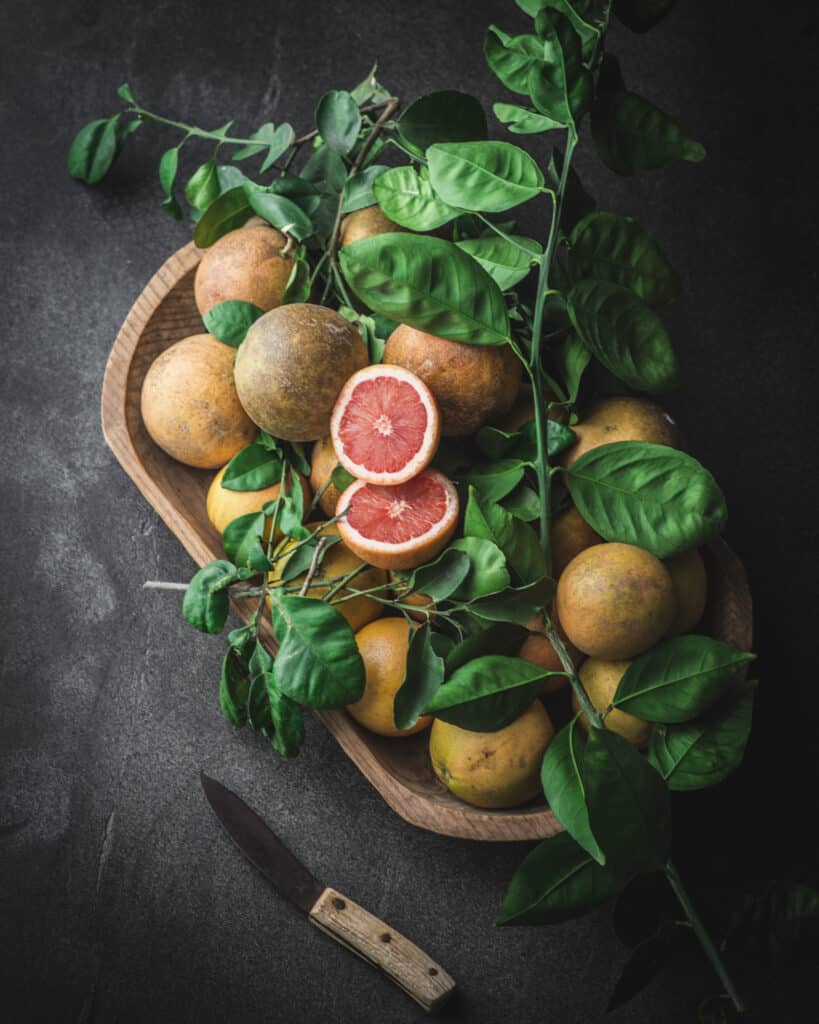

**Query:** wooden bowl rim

left=102, top=240, right=754, bottom=843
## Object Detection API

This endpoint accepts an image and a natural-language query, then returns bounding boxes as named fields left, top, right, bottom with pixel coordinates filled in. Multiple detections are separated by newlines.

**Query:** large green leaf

left=193, top=187, right=253, bottom=247
left=221, top=443, right=284, bottom=492
left=725, top=881, right=819, bottom=964
left=393, top=623, right=445, bottom=731
left=458, top=458, right=525, bottom=502
left=532, top=1, right=603, bottom=63
left=222, top=511, right=269, bottom=570
left=269, top=595, right=365, bottom=708
left=398, top=90, right=487, bottom=156
left=449, top=537, right=511, bottom=600
left=444, top=622, right=529, bottom=675
left=68, top=115, right=120, bottom=184
left=592, top=56, right=705, bottom=175
left=568, top=212, right=680, bottom=306
left=422, top=655, right=551, bottom=731
left=184, top=161, right=220, bottom=211
left=372, top=166, right=460, bottom=231
left=528, top=14, right=591, bottom=130
left=182, top=560, right=236, bottom=634
left=484, top=26, right=543, bottom=94
left=246, top=190, right=313, bottom=241
left=456, top=234, right=541, bottom=291
left=541, top=718, right=605, bottom=863
left=203, top=300, right=264, bottom=347
left=607, top=922, right=682, bottom=1012
left=464, top=487, right=545, bottom=586
left=583, top=728, right=672, bottom=876
left=339, top=233, right=510, bottom=345
left=316, top=90, right=361, bottom=155
left=567, top=279, right=679, bottom=393
left=493, top=102, right=564, bottom=135
left=498, top=830, right=623, bottom=925
left=567, top=441, right=727, bottom=559
left=470, top=579, right=555, bottom=625
left=614, top=636, right=756, bottom=722
left=428, top=141, right=545, bottom=213
left=400, top=547, right=472, bottom=602
left=219, top=648, right=250, bottom=726
left=649, top=687, right=755, bottom=790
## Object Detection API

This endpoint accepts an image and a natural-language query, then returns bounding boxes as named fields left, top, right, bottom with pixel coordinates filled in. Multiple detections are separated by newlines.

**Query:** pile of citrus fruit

left=140, top=212, right=710, bottom=811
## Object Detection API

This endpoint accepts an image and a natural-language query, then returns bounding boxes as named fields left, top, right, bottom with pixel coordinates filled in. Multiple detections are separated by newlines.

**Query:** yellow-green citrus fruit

left=339, top=205, right=403, bottom=247
left=347, top=618, right=432, bottom=737
left=550, top=506, right=603, bottom=578
left=309, top=435, right=343, bottom=517
left=194, top=224, right=294, bottom=317
left=573, top=657, right=651, bottom=748
left=429, top=701, right=555, bottom=809
left=665, top=548, right=708, bottom=635
left=564, top=396, right=683, bottom=468
left=206, top=465, right=311, bottom=539
left=556, top=542, right=676, bottom=659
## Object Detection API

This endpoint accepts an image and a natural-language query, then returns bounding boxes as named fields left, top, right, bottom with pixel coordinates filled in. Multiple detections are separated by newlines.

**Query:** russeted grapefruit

left=309, top=435, right=343, bottom=517
left=665, top=547, right=708, bottom=635
left=347, top=618, right=432, bottom=737
left=336, top=469, right=459, bottom=571
left=194, top=224, right=294, bottom=317
left=563, top=396, right=683, bottom=468
left=330, top=364, right=441, bottom=486
left=206, top=465, right=311, bottom=539
left=383, top=324, right=521, bottom=436
left=556, top=543, right=676, bottom=660
left=140, top=334, right=256, bottom=469
left=268, top=521, right=387, bottom=633
left=339, top=205, right=403, bottom=247
left=234, top=304, right=367, bottom=441
left=429, top=701, right=555, bottom=809
left=550, top=506, right=602, bottom=578
left=574, top=658, right=651, bottom=749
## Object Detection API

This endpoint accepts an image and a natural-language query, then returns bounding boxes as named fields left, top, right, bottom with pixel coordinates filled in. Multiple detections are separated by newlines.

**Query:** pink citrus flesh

left=335, top=468, right=459, bottom=570
left=330, top=364, right=441, bottom=486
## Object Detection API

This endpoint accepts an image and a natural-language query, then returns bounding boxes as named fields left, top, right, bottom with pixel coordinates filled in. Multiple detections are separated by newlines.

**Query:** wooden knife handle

left=308, top=886, right=455, bottom=1012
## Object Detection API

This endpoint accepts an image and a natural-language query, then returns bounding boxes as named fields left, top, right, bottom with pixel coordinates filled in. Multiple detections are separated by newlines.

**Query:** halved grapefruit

left=330, top=364, right=441, bottom=486
left=335, top=469, right=459, bottom=570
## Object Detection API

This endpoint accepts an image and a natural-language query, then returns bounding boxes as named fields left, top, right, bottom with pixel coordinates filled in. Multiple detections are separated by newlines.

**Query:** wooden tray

left=101, top=241, right=754, bottom=842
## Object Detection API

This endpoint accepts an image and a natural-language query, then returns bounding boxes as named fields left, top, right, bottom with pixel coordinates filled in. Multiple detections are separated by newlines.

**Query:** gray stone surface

left=1, top=1, right=817, bottom=1021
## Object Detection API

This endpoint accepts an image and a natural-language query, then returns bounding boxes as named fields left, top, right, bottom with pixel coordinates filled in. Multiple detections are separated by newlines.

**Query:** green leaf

left=592, top=56, right=705, bottom=175
left=532, top=9, right=593, bottom=124
left=263, top=175, right=321, bottom=213
left=182, top=560, right=236, bottom=634
left=614, top=636, right=755, bottom=723
left=533, top=1, right=603, bottom=63
left=267, top=679, right=305, bottom=757
left=203, top=299, right=264, bottom=347
left=476, top=420, right=574, bottom=463
left=456, top=234, right=541, bottom=291
left=222, top=511, right=269, bottom=570
left=342, top=165, right=390, bottom=215
left=158, top=146, right=179, bottom=199
left=393, top=624, right=445, bottom=730
left=398, top=90, right=487, bottom=156
left=484, top=27, right=543, bottom=94
left=648, top=687, right=755, bottom=789
left=301, top=145, right=347, bottom=194
left=194, top=187, right=253, bottom=247
left=458, top=458, right=525, bottom=502
left=725, top=881, right=819, bottom=964
left=246, top=188, right=313, bottom=241
left=220, top=648, right=250, bottom=725
left=222, top=443, right=284, bottom=492
left=607, top=923, right=681, bottom=1012
left=498, top=830, right=623, bottom=925
left=540, top=718, right=604, bottom=863
left=330, top=464, right=355, bottom=492
left=278, top=534, right=339, bottom=583
left=698, top=995, right=740, bottom=1024
left=583, top=728, right=672, bottom=876
left=567, top=280, right=679, bottom=393
left=450, top=537, right=511, bottom=600
left=422, top=655, right=551, bottom=731
left=561, top=332, right=591, bottom=403
left=567, top=441, right=728, bottom=558
left=283, top=256, right=310, bottom=304
left=232, top=122, right=294, bottom=171
left=613, top=0, right=677, bottom=33
left=68, top=115, right=120, bottom=184
left=316, top=90, right=361, bottom=155
left=502, top=483, right=541, bottom=521
left=269, top=595, right=365, bottom=707
left=185, top=160, right=220, bottom=211
left=427, top=141, right=545, bottom=214
left=444, top=622, right=529, bottom=675
left=464, top=487, right=545, bottom=586
left=568, top=212, right=679, bottom=306
left=470, top=579, right=555, bottom=625
left=117, top=82, right=136, bottom=103
left=339, top=234, right=510, bottom=346
left=373, top=166, right=460, bottom=231
left=612, top=872, right=673, bottom=947
left=493, top=102, right=564, bottom=135
left=401, top=547, right=472, bottom=602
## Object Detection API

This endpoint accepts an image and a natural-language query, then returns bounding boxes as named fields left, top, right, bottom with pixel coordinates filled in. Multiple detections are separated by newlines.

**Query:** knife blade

left=200, top=773, right=455, bottom=1012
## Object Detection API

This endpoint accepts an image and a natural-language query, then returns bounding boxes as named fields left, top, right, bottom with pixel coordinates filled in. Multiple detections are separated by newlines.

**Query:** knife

left=200, top=773, right=455, bottom=1012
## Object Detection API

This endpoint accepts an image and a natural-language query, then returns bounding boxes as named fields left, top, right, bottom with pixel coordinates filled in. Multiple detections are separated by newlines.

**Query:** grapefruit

left=574, top=658, right=651, bottom=749
left=140, top=334, right=256, bottom=469
left=330, top=364, right=441, bottom=486
left=268, top=521, right=386, bottom=633
left=518, top=608, right=583, bottom=692
left=550, top=506, right=602, bottom=578
left=339, top=205, right=403, bottom=248
left=309, top=435, right=343, bottom=517
left=347, top=618, right=432, bottom=737
left=336, top=469, right=459, bottom=571
left=563, top=396, right=683, bottom=468
left=206, top=465, right=310, bottom=539
left=234, top=304, right=367, bottom=441
left=429, top=701, right=555, bottom=809
left=194, top=224, right=294, bottom=317
left=665, top=547, right=708, bottom=635
left=383, top=324, right=521, bottom=436
left=556, top=543, right=676, bottom=660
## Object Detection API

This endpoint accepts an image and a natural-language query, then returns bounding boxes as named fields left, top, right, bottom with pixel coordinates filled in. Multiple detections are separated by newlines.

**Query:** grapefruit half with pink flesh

left=330, top=364, right=441, bottom=486
left=335, top=469, right=459, bottom=571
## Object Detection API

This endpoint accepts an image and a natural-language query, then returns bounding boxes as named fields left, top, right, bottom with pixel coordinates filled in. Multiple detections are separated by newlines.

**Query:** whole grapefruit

left=194, top=224, right=294, bottom=317
left=573, top=658, right=651, bottom=748
left=563, top=397, right=683, bottom=468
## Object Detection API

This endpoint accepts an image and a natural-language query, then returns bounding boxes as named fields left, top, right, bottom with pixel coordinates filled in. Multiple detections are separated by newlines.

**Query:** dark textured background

left=2, top=1, right=817, bottom=1021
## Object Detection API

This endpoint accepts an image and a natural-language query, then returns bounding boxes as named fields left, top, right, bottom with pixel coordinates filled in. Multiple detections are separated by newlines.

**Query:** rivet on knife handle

left=308, top=886, right=455, bottom=1012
